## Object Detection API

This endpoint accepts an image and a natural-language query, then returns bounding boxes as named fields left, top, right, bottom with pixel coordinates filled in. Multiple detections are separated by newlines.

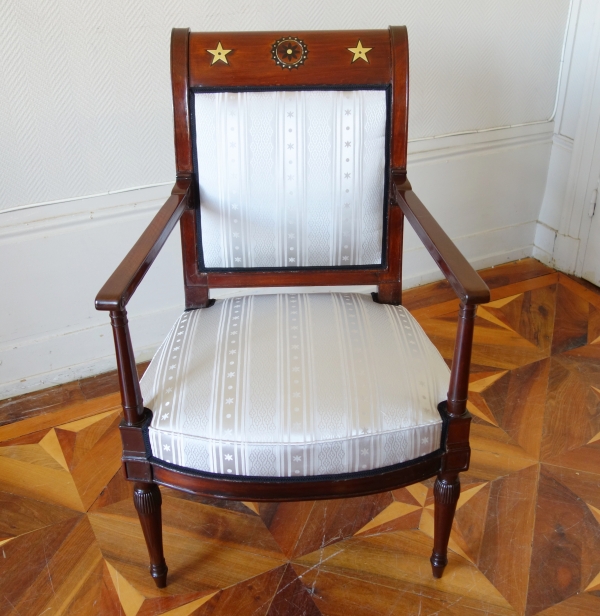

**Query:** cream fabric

left=194, top=90, right=387, bottom=268
left=142, top=293, right=448, bottom=477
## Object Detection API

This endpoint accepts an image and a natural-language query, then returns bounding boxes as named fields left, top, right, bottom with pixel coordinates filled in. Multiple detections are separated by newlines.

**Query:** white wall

left=534, top=0, right=600, bottom=271
left=0, top=0, right=571, bottom=398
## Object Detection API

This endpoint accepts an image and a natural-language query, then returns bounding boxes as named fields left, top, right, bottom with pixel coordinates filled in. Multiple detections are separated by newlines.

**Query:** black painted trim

left=190, top=85, right=392, bottom=274
left=191, top=84, right=391, bottom=94
left=148, top=448, right=443, bottom=485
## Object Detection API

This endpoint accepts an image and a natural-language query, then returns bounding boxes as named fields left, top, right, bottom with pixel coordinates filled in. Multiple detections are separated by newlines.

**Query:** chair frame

left=96, top=27, right=490, bottom=589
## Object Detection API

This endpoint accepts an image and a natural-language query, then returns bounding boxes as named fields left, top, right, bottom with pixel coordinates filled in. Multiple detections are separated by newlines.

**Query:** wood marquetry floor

left=1, top=258, right=599, bottom=616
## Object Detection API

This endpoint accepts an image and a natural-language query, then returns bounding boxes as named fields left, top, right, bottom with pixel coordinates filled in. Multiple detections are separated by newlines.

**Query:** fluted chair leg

left=430, top=473, right=461, bottom=579
left=133, top=482, right=168, bottom=588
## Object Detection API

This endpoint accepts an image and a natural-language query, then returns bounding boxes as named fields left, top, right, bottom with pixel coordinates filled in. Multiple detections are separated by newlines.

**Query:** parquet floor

left=1, top=259, right=599, bottom=615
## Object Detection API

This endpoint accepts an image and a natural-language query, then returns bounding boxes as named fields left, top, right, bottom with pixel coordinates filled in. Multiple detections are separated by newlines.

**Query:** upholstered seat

left=141, top=293, right=449, bottom=477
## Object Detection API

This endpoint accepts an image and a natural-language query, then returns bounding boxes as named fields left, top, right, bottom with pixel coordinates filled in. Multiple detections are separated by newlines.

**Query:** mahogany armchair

left=96, top=27, right=490, bottom=589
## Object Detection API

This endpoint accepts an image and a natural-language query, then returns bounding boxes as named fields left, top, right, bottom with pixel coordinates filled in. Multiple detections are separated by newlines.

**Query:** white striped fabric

left=194, top=90, right=387, bottom=268
left=141, top=293, right=448, bottom=477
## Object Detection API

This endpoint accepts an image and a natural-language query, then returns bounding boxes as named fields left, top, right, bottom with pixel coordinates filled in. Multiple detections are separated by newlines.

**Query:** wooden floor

left=1, top=258, right=599, bottom=616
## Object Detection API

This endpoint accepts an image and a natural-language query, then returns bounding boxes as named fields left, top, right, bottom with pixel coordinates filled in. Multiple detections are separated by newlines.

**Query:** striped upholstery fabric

left=141, top=293, right=449, bottom=478
left=194, top=89, right=387, bottom=269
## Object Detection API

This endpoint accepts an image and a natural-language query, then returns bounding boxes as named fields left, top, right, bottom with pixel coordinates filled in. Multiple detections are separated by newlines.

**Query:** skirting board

left=0, top=123, right=551, bottom=399
left=0, top=219, right=535, bottom=400
left=0, top=305, right=182, bottom=400
left=533, top=245, right=554, bottom=268
left=532, top=220, right=582, bottom=273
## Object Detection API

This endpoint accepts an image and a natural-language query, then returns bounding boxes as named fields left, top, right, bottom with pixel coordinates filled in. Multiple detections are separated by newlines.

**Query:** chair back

left=171, top=28, right=408, bottom=306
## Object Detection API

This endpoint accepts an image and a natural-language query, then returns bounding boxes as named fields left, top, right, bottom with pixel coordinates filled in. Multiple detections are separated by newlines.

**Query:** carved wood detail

left=133, top=482, right=162, bottom=515
left=431, top=473, right=461, bottom=578
left=433, top=476, right=461, bottom=505
left=133, top=482, right=168, bottom=588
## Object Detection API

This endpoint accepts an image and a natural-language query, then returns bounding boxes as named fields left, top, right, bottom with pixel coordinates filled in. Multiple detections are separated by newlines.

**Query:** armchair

left=96, top=27, right=490, bottom=589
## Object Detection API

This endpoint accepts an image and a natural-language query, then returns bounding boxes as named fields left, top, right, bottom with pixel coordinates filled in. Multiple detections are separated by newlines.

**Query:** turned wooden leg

left=430, top=473, right=461, bottom=579
left=133, top=482, right=168, bottom=588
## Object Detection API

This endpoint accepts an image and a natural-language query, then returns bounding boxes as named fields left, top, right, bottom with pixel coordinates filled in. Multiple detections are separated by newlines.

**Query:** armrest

left=95, top=178, right=192, bottom=311
left=392, top=177, right=490, bottom=306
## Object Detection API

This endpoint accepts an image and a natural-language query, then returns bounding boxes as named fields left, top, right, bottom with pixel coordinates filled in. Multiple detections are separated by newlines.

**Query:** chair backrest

left=171, top=28, right=408, bottom=308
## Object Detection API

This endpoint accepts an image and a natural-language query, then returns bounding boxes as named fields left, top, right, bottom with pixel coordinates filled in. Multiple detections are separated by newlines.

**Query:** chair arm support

left=446, top=302, right=476, bottom=417
left=95, top=178, right=192, bottom=311
left=392, top=177, right=490, bottom=306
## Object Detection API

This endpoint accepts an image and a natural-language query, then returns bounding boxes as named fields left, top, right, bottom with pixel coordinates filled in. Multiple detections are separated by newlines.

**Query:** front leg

left=133, top=482, right=168, bottom=588
left=430, top=472, right=461, bottom=578
left=430, top=300, right=476, bottom=578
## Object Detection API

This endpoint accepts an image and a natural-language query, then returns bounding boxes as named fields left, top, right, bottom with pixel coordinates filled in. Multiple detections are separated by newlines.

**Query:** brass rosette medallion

left=271, top=37, right=308, bottom=69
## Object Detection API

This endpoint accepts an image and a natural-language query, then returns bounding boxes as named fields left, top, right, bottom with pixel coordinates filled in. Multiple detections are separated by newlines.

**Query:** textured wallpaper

left=0, top=0, right=569, bottom=209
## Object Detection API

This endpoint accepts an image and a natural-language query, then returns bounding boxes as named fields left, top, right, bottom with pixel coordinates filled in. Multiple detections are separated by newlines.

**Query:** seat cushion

left=141, top=293, right=449, bottom=477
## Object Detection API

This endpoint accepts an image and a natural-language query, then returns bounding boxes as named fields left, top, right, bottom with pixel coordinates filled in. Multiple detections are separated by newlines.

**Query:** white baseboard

left=403, top=247, right=535, bottom=290
left=534, top=221, right=558, bottom=256
left=0, top=221, right=534, bottom=400
left=0, top=304, right=182, bottom=400
left=402, top=221, right=535, bottom=289
left=532, top=245, right=554, bottom=267
left=532, top=219, right=583, bottom=273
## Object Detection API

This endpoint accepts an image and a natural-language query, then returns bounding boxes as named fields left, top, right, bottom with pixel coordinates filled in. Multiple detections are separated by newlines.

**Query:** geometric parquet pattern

left=1, top=260, right=599, bottom=615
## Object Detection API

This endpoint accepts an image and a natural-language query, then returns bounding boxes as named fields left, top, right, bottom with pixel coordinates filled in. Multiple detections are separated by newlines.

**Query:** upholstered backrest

left=194, top=89, right=388, bottom=269
left=172, top=28, right=408, bottom=306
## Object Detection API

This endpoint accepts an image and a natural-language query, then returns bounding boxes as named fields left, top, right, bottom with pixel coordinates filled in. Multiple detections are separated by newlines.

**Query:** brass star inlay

left=207, top=42, right=232, bottom=65
left=347, top=40, right=372, bottom=63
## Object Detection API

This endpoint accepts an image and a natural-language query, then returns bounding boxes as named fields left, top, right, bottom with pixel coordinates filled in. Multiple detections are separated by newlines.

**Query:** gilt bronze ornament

left=271, top=37, right=308, bottom=69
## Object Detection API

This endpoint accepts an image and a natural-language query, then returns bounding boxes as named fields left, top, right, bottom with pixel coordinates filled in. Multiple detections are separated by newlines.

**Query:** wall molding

left=408, top=122, right=553, bottom=163
left=0, top=182, right=173, bottom=216
left=0, top=0, right=570, bottom=211
left=1, top=123, right=549, bottom=400
left=553, top=133, right=575, bottom=152
left=0, top=183, right=172, bottom=240
left=0, top=123, right=554, bottom=239
left=0, top=123, right=556, bottom=224
left=0, top=199, right=165, bottom=243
